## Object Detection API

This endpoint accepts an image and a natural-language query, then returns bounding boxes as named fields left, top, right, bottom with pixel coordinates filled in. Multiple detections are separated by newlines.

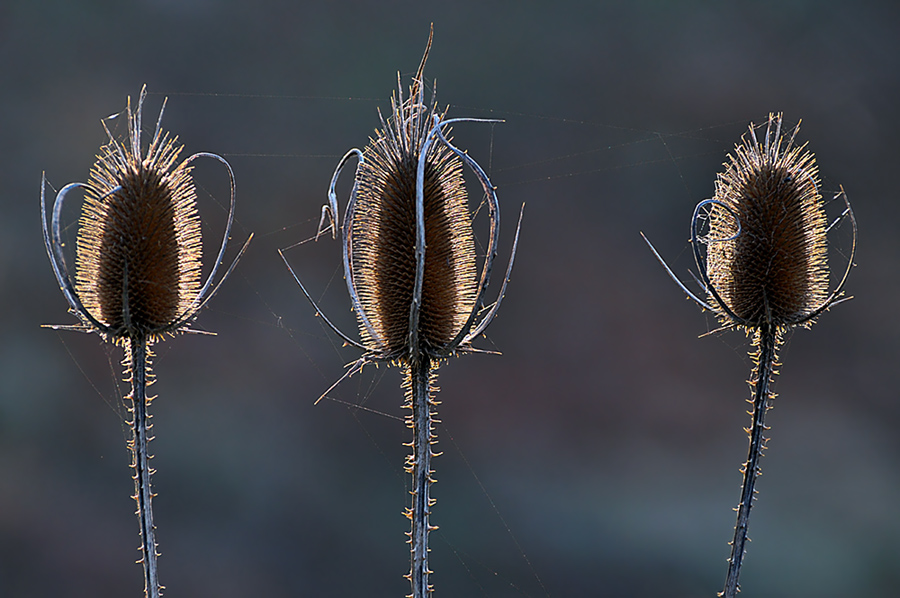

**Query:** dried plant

left=42, top=86, right=250, bottom=598
left=281, top=28, right=523, bottom=598
left=643, top=113, right=856, bottom=597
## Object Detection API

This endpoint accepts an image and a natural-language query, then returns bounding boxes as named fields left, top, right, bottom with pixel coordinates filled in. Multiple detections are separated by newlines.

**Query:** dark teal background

left=2, top=1, right=896, bottom=596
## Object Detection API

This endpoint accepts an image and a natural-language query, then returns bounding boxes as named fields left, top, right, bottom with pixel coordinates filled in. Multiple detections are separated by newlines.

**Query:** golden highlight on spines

left=352, top=104, right=478, bottom=357
left=706, top=114, right=829, bottom=329
left=75, top=119, right=203, bottom=339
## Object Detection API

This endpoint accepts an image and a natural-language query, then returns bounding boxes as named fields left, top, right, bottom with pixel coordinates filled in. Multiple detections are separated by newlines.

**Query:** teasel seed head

left=706, top=113, right=829, bottom=329
left=642, top=113, right=855, bottom=333
left=75, top=107, right=202, bottom=339
left=351, top=76, right=478, bottom=357
left=283, top=27, right=523, bottom=378
left=43, top=85, right=249, bottom=343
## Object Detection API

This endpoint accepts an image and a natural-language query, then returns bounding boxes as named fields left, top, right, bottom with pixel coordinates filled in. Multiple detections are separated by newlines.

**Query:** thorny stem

left=721, top=325, right=778, bottom=598
left=129, top=335, right=161, bottom=598
left=406, top=355, right=437, bottom=598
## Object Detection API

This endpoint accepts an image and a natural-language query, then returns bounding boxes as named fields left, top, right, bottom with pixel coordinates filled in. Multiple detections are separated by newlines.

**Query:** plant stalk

left=721, top=324, right=778, bottom=598
left=407, top=355, right=435, bottom=598
left=129, top=335, right=161, bottom=598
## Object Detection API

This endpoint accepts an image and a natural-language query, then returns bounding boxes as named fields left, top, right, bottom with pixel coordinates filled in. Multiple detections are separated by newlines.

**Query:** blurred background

left=1, top=1, right=897, bottom=597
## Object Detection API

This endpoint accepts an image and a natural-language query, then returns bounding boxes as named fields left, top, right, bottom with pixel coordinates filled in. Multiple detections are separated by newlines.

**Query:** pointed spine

left=128, top=334, right=161, bottom=598
left=404, top=356, right=438, bottom=598
left=721, top=325, right=779, bottom=598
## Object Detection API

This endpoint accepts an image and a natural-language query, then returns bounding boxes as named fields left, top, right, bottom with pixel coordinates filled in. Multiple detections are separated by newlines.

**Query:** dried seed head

left=351, top=49, right=478, bottom=358
left=706, top=114, right=829, bottom=328
left=74, top=95, right=202, bottom=339
left=640, top=113, right=855, bottom=598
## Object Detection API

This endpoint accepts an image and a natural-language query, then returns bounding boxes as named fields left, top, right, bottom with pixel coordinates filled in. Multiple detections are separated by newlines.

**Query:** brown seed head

left=706, top=113, right=829, bottom=328
left=350, top=51, right=478, bottom=359
left=75, top=97, right=202, bottom=339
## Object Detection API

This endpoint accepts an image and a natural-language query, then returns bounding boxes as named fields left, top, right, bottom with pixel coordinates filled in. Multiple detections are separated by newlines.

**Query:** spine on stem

left=128, top=335, right=161, bottom=598
left=721, top=326, right=780, bottom=598
left=404, top=356, right=439, bottom=598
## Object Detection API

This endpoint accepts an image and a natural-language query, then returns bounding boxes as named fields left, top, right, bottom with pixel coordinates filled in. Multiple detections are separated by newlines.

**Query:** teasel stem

left=722, top=324, right=779, bottom=598
left=286, top=29, right=521, bottom=598
left=406, top=354, right=437, bottom=598
left=644, top=114, right=855, bottom=597
left=128, top=333, right=161, bottom=598
left=42, top=87, right=250, bottom=598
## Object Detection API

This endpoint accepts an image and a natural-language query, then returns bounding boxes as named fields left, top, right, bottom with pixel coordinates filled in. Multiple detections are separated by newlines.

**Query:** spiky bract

left=706, top=114, right=829, bottom=329
left=75, top=121, right=202, bottom=340
left=351, top=90, right=478, bottom=359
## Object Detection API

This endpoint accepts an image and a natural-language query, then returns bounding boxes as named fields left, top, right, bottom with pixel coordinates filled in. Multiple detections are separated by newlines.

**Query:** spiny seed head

left=75, top=96, right=202, bottom=340
left=351, top=54, right=478, bottom=359
left=706, top=113, right=829, bottom=329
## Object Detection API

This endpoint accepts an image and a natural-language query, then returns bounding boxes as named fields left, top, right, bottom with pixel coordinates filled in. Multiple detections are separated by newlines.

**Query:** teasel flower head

left=42, top=85, right=248, bottom=343
left=282, top=27, right=523, bottom=376
left=644, top=113, right=855, bottom=334
left=350, top=73, right=479, bottom=358
left=705, top=113, right=836, bottom=329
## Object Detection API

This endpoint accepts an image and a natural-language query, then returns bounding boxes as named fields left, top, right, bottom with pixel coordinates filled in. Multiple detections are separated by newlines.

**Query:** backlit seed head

left=351, top=48, right=478, bottom=358
left=706, top=114, right=829, bottom=328
left=74, top=95, right=202, bottom=340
